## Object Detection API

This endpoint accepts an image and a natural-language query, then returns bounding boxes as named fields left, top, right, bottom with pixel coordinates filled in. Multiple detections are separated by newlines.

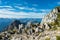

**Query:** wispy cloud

left=15, top=6, right=33, bottom=10
left=0, top=6, right=50, bottom=18
left=39, top=9, right=51, bottom=13
left=0, top=8, right=46, bottom=18
left=15, top=6, right=51, bottom=13
left=0, top=6, right=15, bottom=11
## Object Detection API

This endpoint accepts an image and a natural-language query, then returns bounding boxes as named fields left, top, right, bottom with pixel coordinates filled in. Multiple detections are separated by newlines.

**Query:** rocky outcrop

left=41, top=6, right=60, bottom=30
left=8, top=20, right=21, bottom=30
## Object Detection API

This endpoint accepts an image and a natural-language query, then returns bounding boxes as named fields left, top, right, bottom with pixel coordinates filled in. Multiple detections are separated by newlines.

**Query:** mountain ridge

left=0, top=6, right=60, bottom=40
left=40, top=6, right=60, bottom=30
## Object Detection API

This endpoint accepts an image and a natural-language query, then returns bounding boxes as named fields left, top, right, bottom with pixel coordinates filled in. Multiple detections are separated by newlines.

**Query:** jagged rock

left=41, top=6, right=60, bottom=30
left=8, top=20, right=21, bottom=30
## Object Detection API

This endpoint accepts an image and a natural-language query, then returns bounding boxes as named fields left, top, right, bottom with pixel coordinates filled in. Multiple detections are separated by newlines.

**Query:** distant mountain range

left=0, top=18, right=42, bottom=32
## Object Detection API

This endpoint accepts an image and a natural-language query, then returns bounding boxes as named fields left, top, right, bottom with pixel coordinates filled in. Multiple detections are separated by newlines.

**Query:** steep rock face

left=41, top=6, right=60, bottom=30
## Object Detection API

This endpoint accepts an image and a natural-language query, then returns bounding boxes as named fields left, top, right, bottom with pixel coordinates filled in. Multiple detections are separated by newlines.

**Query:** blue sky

left=0, top=0, right=60, bottom=18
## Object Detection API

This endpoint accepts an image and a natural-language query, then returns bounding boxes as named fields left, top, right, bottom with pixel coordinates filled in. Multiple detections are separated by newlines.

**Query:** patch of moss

left=52, top=26, right=57, bottom=30
left=56, top=36, right=60, bottom=40
left=57, top=13, right=60, bottom=20
left=56, top=13, right=60, bottom=26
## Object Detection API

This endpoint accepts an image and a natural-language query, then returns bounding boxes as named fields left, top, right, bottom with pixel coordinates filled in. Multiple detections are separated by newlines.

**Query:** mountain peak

left=41, top=6, right=60, bottom=30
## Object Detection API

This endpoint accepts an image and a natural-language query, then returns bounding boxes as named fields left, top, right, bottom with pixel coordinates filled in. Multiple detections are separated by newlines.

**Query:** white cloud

left=0, top=8, right=46, bottom=18
left=16, top=6, right=51, bottom=13
left=0, top=6, right=15, bottom=10
left=0, top=6, right=49, bottom=18
left=39, top=9, right=51, bottom=13
left=0, top=9, right=28, bottom=15
left=15, top=6, right=33, bottom=10
left=18, top=7, right=25, bottom=9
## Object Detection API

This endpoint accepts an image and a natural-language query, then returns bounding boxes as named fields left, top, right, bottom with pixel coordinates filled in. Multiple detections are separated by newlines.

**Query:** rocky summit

left=0, top=6, right=60, bottom=40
